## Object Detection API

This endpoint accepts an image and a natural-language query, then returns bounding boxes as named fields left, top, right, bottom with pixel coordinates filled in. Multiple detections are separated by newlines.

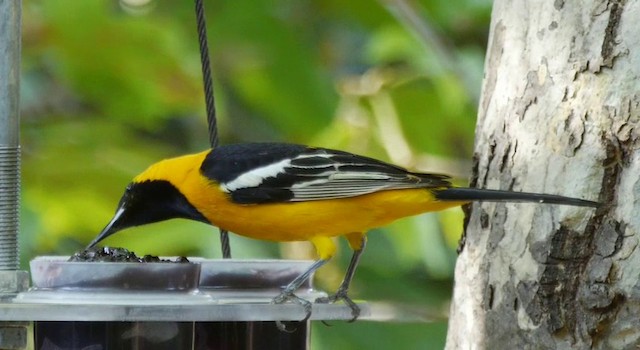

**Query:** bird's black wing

left=201, top=143, right=452, bottom=204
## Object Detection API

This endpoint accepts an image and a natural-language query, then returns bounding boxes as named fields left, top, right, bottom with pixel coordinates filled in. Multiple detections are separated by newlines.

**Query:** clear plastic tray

left=30, top=256, right=200, bottom=291
left=23, top=257, right=326, bottom=304
left=196, top=259, right=327, bottom=302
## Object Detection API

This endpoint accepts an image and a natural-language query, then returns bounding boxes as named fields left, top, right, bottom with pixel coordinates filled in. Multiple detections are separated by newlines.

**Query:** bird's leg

left=272, top=236, right=336, bottom=331
left=316, top=233, right=366, bottom=321
left=272, top=258, right=328, bottom=331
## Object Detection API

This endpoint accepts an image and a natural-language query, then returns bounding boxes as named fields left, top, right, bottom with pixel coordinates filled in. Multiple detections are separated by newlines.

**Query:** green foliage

left=20, top=0, right=491, bottom=347
left=313, top=321, right=449, bottom=350
left=35, top=0, right=203, bottom=126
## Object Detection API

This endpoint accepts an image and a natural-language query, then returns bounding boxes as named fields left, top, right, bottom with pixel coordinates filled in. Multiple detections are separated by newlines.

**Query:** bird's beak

left=85, top=205, right=126, bottom=249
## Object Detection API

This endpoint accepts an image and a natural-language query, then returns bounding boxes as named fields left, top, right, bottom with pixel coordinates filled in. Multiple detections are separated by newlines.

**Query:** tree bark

left=446, top=0, right=640, bottom=349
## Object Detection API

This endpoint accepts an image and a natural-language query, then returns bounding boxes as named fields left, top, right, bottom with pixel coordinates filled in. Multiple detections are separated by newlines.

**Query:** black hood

left=86, top=180, right=209, bottom=248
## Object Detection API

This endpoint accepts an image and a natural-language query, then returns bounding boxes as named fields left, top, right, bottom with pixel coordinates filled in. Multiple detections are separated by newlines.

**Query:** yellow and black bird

left=86, top=142, right=598, bottom=319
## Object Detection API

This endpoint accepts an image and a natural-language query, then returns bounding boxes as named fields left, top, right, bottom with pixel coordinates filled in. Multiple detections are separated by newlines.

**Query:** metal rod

left=193, top=0, right=232, bottom=259
left=0, top=0, right=22, bottom=271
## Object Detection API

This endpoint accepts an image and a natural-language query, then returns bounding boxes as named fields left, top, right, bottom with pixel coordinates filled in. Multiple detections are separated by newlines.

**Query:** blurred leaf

left=37, top=0, right=203, bottom=126
left=313, top=321, right=448, bottom=350
left=389, top=76, right=475, bottom=157
left=385, top=213, right=456, bottom=279
left=205, top=0, right=338, bottom=141
left=366, top=24, right=440, bottom=74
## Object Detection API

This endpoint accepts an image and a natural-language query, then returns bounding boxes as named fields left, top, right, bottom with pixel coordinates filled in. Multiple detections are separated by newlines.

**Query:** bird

left=85, top=142, right=598, bottom=323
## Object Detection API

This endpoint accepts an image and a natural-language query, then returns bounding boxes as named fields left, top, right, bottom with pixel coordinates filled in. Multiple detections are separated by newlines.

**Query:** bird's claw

left=272, top=290, right=313, bottom=332
left=315, top=288, right=360, bottom=322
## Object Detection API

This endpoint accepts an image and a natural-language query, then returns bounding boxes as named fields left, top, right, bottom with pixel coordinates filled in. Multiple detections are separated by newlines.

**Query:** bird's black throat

left=119, top=180, right=210, bottom=229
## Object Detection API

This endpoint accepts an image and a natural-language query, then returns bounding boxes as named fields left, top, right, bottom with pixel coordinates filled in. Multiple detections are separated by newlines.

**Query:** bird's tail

left=434, top=187, right=598, bottom=208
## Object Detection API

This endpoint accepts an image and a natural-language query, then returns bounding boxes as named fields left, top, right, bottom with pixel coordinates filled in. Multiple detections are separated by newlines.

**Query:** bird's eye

left=121, top=183, right=136, bottom=205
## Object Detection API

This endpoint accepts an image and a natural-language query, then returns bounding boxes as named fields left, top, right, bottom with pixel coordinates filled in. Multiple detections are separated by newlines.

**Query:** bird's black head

left=86, top=180, right=209, bottom=248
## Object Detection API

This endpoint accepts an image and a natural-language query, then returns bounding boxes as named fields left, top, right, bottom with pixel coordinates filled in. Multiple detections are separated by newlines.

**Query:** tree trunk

left=446, top=0, right=640, bottom=348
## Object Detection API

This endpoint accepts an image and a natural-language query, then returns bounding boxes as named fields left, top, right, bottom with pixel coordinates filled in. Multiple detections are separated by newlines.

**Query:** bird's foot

left=315, top=287, right=360, bottom=322
left=272, top=290, right=313, bottom=332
